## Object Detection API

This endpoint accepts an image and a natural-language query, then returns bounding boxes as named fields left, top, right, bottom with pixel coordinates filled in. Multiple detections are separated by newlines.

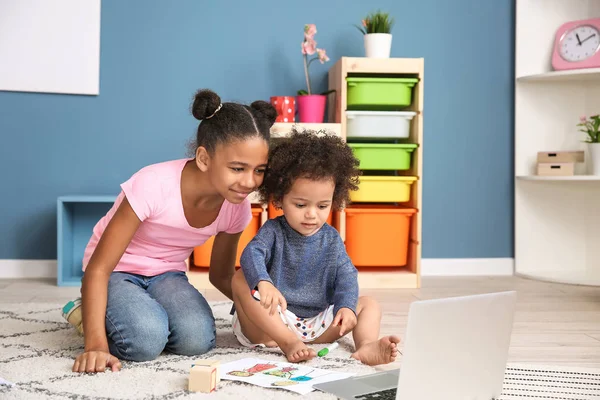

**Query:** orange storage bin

left=268, top=202, right=284, bottom=219
left=268, top=201, right=333, bottom=225
left=193, top=206, right=263, bottom=268
left=345, top=205, right=417, bottom=267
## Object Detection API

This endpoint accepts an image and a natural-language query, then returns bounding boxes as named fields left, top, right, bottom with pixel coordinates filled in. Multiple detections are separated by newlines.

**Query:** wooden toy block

left=189, top=365, right=217, bottom=393
left=191, top=359, right=220, bottom=384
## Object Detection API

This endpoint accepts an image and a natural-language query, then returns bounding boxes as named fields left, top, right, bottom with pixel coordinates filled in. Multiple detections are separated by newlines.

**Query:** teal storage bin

left=346, top=77, right=419, bottom=110
left=348, top=143, right=418, bottom=170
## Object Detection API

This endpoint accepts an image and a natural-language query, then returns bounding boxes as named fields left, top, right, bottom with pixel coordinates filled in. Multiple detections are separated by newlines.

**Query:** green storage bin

left=349, top=143, right=418, bottom=170
left=346, top=77, right=419, bottom=110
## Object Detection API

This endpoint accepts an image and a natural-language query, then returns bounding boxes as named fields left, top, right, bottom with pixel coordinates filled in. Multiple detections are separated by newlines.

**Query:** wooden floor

left=2, top=274, right=600, bottom=369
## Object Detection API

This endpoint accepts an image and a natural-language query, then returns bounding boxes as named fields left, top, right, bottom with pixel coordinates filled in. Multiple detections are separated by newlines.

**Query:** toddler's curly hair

left=259, top=129, right=361, bottom=210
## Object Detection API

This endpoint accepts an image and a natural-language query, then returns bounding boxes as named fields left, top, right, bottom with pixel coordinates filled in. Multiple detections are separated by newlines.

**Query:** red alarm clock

left=552, top=17, right=600, bottom=71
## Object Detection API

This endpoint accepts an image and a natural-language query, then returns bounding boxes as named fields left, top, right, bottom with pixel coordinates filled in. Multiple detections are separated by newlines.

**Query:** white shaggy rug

left=3, top=301, right=600, bottom=399
left=0, top=301, right=376, bottom=399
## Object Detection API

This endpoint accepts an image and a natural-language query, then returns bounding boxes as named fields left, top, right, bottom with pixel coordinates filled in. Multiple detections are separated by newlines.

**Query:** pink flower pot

left=296, top=94, right=326, bottom=123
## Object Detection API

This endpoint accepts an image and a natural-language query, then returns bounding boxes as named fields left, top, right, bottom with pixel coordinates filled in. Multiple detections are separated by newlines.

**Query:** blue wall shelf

left=57, top=195, right=117, bottom=286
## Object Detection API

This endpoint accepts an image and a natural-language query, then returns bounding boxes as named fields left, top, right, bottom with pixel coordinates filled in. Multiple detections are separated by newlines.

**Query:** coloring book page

left=219, top=357, right=355, bottom=395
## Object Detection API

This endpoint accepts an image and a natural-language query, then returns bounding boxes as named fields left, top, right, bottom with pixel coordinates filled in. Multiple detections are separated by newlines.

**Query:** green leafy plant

left=355, top=10, right=395, bottom=34
left=578, top=115, right=600, bottom=143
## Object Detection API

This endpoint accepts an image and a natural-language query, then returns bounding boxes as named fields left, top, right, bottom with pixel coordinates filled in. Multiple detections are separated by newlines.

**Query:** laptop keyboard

left=354, top=388, right=397, bottom=399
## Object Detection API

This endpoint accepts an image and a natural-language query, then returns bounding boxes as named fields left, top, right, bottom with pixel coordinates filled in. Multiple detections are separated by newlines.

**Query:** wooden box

left=537, top=151, right=584, bottom=164
left=537, top=163, right=575, bottom=176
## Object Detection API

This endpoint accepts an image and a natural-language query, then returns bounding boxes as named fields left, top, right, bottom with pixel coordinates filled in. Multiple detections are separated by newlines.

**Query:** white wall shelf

left=516, top=175, right=600, bottom=181
left=515, top=0, right=600, bottom=287
left=517, top=67, right=600, bottom=82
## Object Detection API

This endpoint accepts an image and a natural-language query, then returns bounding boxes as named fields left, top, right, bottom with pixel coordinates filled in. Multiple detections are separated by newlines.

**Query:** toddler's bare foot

left=351, top=336, right=400, bottom=366
left=280, top=340, right=316, bottom=363
left=264, top=340, right=278, bottom=348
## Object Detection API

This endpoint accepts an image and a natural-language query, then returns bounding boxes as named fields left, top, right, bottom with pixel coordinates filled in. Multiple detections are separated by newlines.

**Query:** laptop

left=313, top=291, right=517, bottom=400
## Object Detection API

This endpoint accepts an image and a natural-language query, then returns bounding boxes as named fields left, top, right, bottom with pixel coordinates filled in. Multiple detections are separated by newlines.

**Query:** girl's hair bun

left=192, top=89, right=222, bottom=120
left=250, top=100, right=277, bottom=126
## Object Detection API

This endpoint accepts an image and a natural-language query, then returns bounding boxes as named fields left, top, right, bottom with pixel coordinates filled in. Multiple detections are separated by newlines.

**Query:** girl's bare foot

left=280, top=339, right=316, bottom=363
left=351, top=335, right=400, bottom=366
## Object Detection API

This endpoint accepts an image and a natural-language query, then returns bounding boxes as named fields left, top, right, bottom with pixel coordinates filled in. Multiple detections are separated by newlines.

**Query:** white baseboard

left=421, top=258, right=514, bottom=276
left=0, top=258, right=514, bottom=280
left=0, top=260, right=57, bottom=279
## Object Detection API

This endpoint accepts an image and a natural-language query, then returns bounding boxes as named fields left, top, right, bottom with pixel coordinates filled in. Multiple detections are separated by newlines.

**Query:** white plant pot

left=364, top=33, right=392, bottom=58
left=589, top=142, right=600, bottom=175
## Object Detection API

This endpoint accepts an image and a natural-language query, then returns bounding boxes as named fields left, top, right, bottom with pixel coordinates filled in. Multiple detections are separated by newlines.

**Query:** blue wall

left=0, top=0, right=514, bottom=260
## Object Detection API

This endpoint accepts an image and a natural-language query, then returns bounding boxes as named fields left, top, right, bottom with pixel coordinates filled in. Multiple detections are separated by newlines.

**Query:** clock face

left=560, top=24, right=600, bottom=62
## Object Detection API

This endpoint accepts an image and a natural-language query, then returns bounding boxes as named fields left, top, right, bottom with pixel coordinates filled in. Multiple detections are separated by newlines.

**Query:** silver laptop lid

left=396, top=291, right=517, bottom=400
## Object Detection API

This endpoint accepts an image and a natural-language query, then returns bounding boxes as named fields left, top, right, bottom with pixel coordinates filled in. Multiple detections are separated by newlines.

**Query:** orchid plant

left=298, top=24, right=331, bottom=95
left=578, top=115, right=600, bottom=143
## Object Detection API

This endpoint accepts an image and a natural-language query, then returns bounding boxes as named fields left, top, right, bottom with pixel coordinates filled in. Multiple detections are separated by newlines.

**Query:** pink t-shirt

left=82, top=158, right=252, bottom=276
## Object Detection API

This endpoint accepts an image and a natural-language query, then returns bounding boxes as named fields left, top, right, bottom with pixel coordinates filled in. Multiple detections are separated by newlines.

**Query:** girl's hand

left=72, top=350, right=122, bottom=373
left=332, top=308, right=357, bottom=336
left=257, top=281, right=287, bottom=316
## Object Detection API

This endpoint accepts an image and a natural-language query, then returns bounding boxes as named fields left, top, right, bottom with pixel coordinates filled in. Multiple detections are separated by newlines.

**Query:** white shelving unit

left=515, top=0, right=600, bottom=286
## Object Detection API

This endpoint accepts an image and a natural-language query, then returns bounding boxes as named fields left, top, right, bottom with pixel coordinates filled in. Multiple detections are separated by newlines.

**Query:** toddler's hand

left=257, top=281, right=287, bottom=316
left=73, top=350, right=122, bottom=373
left=332, top=308, right=357, bottom=336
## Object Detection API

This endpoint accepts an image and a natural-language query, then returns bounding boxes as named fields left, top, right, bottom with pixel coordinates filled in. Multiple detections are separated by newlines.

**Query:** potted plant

left=297, top=24, right=331, bottom=123
left=577, top=114, right=600, bottom=174
left=356, top=10, right=395, bottom=58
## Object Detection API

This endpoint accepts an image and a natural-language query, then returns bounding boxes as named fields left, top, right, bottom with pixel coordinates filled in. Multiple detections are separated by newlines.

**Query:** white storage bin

left=346, top=111, right=417, bottom=139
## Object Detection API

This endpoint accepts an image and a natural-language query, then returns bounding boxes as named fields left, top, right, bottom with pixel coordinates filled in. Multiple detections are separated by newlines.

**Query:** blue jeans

left=105, top=271, right=215, bottom=362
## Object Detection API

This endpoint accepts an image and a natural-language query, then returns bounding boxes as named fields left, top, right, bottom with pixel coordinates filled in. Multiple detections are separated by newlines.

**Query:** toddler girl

left=231, top=130, right=400, bottom=365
